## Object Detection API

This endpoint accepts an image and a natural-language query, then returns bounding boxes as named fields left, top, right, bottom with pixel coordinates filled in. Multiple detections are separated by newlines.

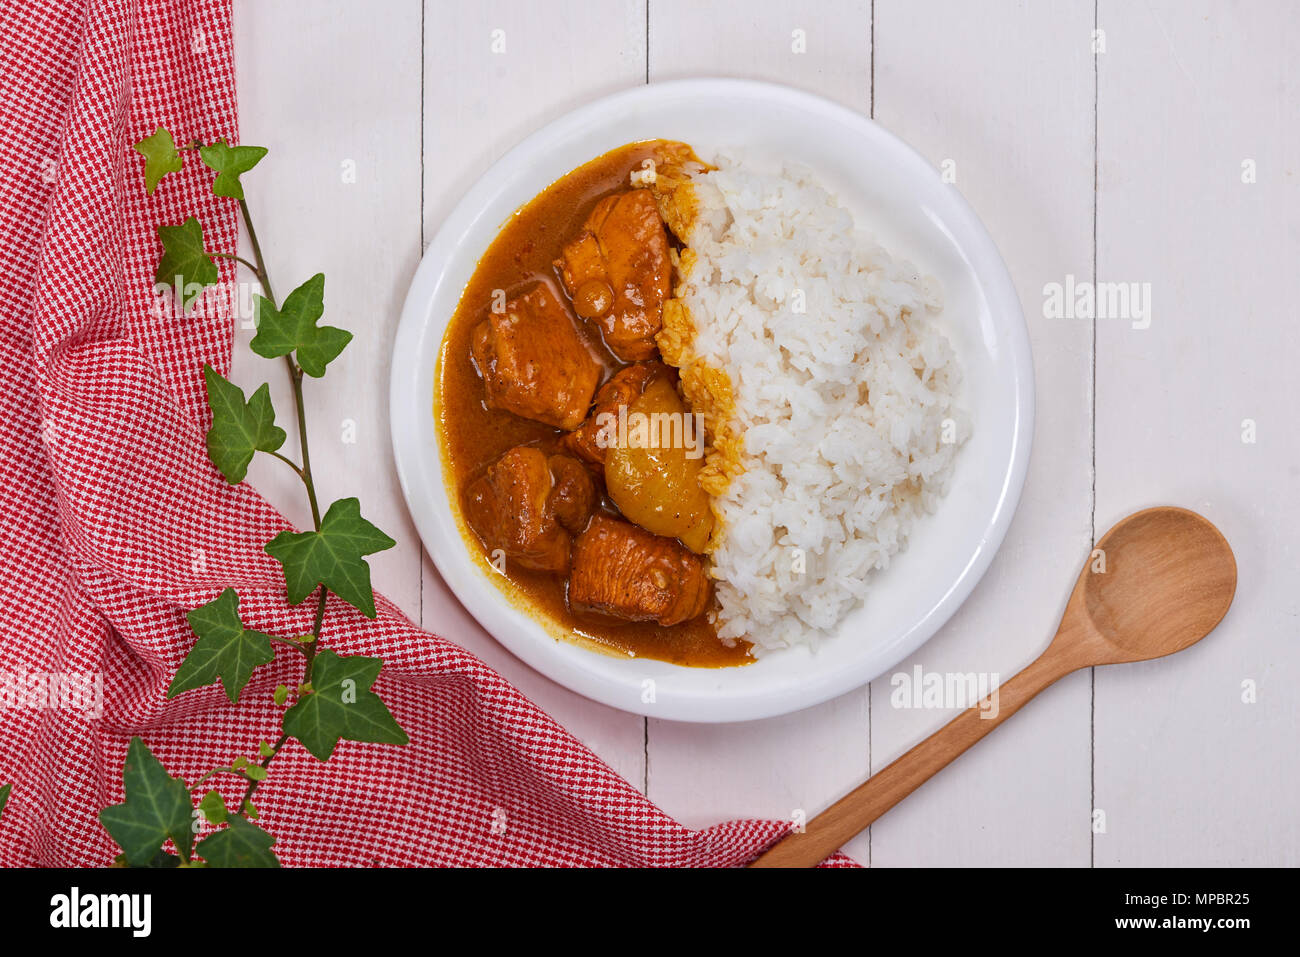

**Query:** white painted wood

left=226, top=0, right=1299, bottom=866
left=863, top=0, right=1096, bottom=867
left=644, top=0, right=874, bottom=846
left=231, top=0, right=424, bottom=620
left=421, top=0, right=648, bottom=244
left=419, top=0, right=650, bottom=787
left=1093, top=0, right=1300, bottom=866
left=646, top=0, right=872, bottom=107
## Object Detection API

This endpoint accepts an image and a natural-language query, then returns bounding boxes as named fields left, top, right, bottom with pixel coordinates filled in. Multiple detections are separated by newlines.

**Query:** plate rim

left=390, top=77, right=1035, bottom=723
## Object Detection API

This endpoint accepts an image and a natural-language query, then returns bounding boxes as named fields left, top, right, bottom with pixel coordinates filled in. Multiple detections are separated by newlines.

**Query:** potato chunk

left=603, top=377, right=713, bottom=553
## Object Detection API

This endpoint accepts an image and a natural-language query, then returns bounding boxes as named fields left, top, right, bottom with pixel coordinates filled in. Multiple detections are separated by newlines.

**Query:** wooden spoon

left=749, top=506, right=1236, bottom=868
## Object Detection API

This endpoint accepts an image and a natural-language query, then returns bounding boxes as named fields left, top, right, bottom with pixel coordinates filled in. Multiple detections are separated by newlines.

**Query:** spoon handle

left=749, top=648, right=1072, bottom=868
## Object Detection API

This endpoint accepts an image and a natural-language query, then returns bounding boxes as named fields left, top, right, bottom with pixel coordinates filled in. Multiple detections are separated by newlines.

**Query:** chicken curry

left=436, top=141, right=752, bottom=667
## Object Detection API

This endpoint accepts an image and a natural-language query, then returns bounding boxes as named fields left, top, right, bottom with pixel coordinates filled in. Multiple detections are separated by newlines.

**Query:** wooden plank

left=1094, top=0, right=1300, bottom=866
left=422, top=0, right=648, bottom=242
left=646, top=0, right=872, bottom=106
left=644, top=0, right=875, bottom=853
left=867, top=0, right=1095, bottom=866
left=231, top=0, right=424, bottom=619
left=420, top=0, right=650, bottom=787
left=233, top=0, right=1299, bottom=867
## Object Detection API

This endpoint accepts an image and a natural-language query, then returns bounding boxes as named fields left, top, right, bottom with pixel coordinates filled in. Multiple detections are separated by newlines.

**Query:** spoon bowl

left=1077, top=507, right=1237, bottom=664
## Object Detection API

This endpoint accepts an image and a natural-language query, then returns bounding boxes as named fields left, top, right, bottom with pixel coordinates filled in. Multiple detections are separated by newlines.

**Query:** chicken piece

left=547, top=453, right=596, bottom=531
left=463, top=447, right=595, bottom=573
left=470, top=284, right=601, bottom=430
left=554, top=189, right=670, bottom=361
left=561, top=361, right=670, bottom=467
left=568, top=514, right=711, bottom=626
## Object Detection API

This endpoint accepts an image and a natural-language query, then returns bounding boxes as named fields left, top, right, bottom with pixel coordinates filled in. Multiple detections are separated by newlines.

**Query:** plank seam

left=418, top=0, right=427, bottom=628
left=1090, top=0, right=1100, bottom=871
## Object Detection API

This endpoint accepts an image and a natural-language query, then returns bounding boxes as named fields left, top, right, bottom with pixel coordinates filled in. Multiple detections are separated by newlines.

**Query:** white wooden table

left=228, top=0, right=1299, bottom=866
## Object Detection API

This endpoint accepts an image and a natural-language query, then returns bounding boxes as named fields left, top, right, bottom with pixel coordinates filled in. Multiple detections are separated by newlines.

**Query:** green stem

left=237, top=200, right=320, bottom=529
left=211, top=251, right=260, bottom=272
left=191, top=766, right=254, bottom=790
left=266, top=449, right=305, bottom=480
left=239, top=733, right=290, bottom=816
left=308, top=587, right=327, bottom=665
left=238, top=199, right=275, bottom=305
left=287, top=360, right=323, bottom=530
left=267, top=633, right=311, bottom=653
left=235, top=199, right=330, bottom=818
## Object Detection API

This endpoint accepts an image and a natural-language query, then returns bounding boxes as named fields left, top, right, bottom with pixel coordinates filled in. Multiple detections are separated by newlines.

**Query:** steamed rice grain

left=661, top=152, right=969, bottom=653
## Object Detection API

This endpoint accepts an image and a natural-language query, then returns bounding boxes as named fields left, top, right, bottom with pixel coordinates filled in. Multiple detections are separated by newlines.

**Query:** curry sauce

left=436, top=141, right=753, bottom=668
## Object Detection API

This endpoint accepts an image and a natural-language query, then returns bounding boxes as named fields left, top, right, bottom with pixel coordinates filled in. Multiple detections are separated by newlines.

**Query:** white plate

left=390, top=79, right=1033, bottom=723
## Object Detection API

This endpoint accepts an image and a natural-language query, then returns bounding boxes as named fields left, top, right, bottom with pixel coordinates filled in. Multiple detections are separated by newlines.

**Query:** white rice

left=675, top=152, right=969, bottom=652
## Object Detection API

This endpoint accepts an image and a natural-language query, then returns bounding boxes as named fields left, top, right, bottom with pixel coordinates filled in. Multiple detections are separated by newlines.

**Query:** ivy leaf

left=114, top=848, right=180, bottom=868
left=198, top=790, right=228, bottom=826
left=250, top=273, right=352, bottom=377
left=198, top=138, right=268, bottom=200
left=283, top=649, right=407, bottom=761
left=156, top=217, right=218, bottom=309
left=202, top=364, right=286, bottom=484
left=99, top=738, right=194, bottom=867
left=169, top=588, right=276, bottom=703
left=133, top=126, right=183, bottom=194
left=197, top=815, right=280, bottom=868
left=264, top=498, right=395, bottom=618
left=0, top=783, right=10, bottom=822
left=140, top=848, right=181, bottom=868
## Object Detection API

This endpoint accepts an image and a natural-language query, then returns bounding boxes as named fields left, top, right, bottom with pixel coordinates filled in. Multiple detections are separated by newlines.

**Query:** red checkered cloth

left=0, top=0, right=855, bottom=867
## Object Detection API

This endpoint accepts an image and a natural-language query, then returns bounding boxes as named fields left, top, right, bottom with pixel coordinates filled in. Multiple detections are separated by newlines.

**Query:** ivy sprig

left=197, top=814, right=280, bottom=867
left=99, top=737, right=194, bottom=867
left=265, top=498, right=396, bottom=618
left=202, top=366, right=287, bottom=485
left=251, top=273, right=353, bottom=377
left=168, top=588, right=276, bottom=702
left=157, top=218, right=219, bottom=308
left=133, top=128, right=183, bottom=194
left=99, top=126, right=408, bottom=868
left=283, top=649, right=407, bottom=761
left=199, top=138, right=268, bottom=200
